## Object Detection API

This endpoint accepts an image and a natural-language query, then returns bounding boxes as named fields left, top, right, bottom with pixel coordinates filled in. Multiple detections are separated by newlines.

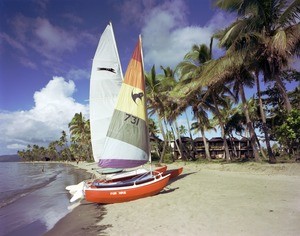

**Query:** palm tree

left=190, top=108, right=215, bottom=160
left=174, top=43, right=213, bottom=160
left=175, top=43, right=212, bottom=99
left=69, top=113, right=86, bottom=142
left=175, top=43, right=238, bottom=161
left=254, top=70, right=275, bottom=162
left=160, top=66, right=190, bottom=160
left=148, top=117, right=162, bottom=159
left=58, top=130, right=72, bottom=161
left=145, top=65, right=169, bottom=163
left=208, top=86, right=236, bottom=161
left=214, top=0, right=300, bottom=112
left=68, top=112, right=92, bottom=161
left=184, top=111, right=197, bottom=160
left=179, top=51, right=261, bottom=161
left=213, top=0, right=300, bottom=162
left=178, top=125, right=187, bottom=136
left=47, top=141, right=58, bottom=161
left=231, top=67, right=261, bottom=161
left=146, top=64, right=189, bottom=161
left=148, top=117, right=159, bottom=138
left=32, top=144, right=40, bottom=161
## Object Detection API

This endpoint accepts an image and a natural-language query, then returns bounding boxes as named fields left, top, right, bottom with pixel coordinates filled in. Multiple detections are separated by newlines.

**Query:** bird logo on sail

left=97, top=67, right=116, bottom=73
left=131, top=90, right=144, bottom=104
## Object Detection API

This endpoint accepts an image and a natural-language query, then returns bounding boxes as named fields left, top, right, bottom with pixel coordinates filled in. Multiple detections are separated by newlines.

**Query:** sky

left=0, top=0, right=298, bottom=155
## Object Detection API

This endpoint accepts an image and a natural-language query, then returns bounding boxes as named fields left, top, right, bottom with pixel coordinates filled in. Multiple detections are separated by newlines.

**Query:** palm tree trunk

left=157, top=116, right=167, bottom=163
left=172, top=128, right=181, bottom=159
left=239, top=83, right=261, bottom=161
left=174, top=121, right=186, bottom=160
left=274, top=75, right=292, bottom=112
left=257, top=73, right=276, bottom=163
left=200, top=128, right=211, bottom=160
left=228, top=135, right=238, bottom=160
left=221, top=125, right=231, bottom=162
left=212, top=95, right=231, bottom=161
left=254, top=132, right=268, bottom=160
left=185, top=111, right=196, bottom=160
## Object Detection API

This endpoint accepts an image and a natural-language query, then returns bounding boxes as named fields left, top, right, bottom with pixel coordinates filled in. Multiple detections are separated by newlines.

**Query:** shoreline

left=45, top=161, right=300, bottom=236
left=0, top=162, right=92, bottom=236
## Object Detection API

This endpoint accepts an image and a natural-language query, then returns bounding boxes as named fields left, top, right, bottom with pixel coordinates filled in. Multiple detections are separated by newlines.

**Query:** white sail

left=90, top=23, right=123, bottom=163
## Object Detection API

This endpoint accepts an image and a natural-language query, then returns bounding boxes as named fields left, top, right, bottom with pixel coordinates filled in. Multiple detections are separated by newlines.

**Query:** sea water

left=0, top=162, right=91, bottom=236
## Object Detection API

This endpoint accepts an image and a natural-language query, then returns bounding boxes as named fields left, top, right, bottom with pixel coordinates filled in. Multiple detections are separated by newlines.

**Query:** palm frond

left=279, top=0, right=300, bottom=27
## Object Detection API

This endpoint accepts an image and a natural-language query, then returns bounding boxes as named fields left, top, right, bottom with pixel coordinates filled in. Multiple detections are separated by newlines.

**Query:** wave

left=0, top=174, right=58, bottom=208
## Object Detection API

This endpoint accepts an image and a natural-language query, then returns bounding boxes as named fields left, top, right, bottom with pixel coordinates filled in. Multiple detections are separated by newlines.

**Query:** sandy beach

left=46, top=161, right=300, bottom=236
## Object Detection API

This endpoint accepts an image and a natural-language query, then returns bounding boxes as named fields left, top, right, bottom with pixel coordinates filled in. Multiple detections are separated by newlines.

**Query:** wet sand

left=44, top=201, right=108, bottom=236
left=45, top=162, right=300, bottom=236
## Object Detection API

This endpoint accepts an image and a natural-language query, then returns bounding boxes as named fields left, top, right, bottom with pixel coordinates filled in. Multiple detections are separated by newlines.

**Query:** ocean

left=0, top=162, right=91, bottom=236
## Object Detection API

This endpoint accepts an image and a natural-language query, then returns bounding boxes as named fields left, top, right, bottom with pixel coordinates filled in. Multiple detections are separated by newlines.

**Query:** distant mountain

left=0, top=154, right=21, bottom=162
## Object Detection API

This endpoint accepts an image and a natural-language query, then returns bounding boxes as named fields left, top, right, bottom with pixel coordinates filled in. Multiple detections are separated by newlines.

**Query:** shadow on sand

left=160, top=172, right=196, bottom=195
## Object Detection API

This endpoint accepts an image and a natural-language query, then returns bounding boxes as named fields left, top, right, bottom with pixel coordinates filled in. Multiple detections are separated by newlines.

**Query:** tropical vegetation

left=18, top=112, right=93, bottom=162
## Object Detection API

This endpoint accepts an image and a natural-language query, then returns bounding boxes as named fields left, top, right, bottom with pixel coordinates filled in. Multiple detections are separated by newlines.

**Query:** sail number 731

left=125, top=113, right=140, bottom=125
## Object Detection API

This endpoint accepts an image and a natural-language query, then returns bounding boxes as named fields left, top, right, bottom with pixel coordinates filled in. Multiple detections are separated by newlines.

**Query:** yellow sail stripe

left=115, top=83, right=146, bottom=121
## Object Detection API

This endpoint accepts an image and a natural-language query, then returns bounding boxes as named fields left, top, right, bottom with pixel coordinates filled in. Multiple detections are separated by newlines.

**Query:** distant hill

left=0, top=154, right=21, bottom=162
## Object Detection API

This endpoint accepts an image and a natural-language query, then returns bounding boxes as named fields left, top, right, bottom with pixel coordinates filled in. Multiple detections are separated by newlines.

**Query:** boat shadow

left=167, top=171, right=196, bottom=185
left=160, top=172, right=196, bottom=195
left=160, top=186, right=179, bottom=194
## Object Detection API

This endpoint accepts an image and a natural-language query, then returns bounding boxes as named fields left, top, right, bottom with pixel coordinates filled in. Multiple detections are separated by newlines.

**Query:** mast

left=139, top=35, right=152, bottom=166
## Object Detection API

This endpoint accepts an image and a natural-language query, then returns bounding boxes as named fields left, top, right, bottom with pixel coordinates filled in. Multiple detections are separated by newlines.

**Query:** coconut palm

left=160, top=66, right=191, bottom=160
left=173, top=44, right=213, bottom=160
left=145, top=65, right=169, bottom=163
left=213, top=0, right=300, bottom=162
left=229, top=66, right=261, bottom=161
left=148, top=117, right=162, bottom=159
left=58, top=130, right=72, bottom=161
left=47, top=141, right=58, bottom=161
left=208, top=85, right=237, bottom=161
left=68, top=112, right=92, bottom=161
left=253, top=70, right=275, bottom=162
left=214, top=0, right=300, bottom=112
left=190, top=107, right=215, bottom=160
left=175, top=43, right=239, bottom=161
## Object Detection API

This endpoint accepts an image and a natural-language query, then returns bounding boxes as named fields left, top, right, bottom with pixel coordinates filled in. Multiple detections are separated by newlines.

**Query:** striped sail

left=99, top=36, right=149, bottom=168
left=90, top=23, right=123, bottom=163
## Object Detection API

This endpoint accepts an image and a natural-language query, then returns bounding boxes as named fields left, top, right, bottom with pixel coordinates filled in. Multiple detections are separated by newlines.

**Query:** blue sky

left=0, top=0, right=298, bottom=155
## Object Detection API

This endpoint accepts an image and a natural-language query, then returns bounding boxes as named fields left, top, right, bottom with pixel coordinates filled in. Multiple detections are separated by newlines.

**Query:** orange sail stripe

left=123, top=40, right=145, bottom=91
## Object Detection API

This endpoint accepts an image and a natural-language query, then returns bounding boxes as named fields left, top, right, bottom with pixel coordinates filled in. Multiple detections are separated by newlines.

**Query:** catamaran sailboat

left=67, top=23, right=182, bottom=204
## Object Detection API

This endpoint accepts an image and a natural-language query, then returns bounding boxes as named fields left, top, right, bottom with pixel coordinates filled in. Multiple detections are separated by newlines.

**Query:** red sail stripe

left=123, top=39, right=145, bottom=91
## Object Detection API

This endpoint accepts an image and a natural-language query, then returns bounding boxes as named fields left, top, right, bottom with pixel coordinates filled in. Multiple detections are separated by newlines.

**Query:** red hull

left=85, top=174, right=170, bottom=204
left=164, top=167, right=183, bottom=179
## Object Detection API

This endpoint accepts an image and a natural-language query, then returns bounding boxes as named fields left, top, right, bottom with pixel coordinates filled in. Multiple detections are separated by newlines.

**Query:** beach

left=46, top=162, right=300, bottom=236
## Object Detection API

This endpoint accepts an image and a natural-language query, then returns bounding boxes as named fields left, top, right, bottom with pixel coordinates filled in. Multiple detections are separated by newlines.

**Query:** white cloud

left=18, top=56, right=38, bottom=69
left=10, top=15, right=78, bottom=55
left=66, top=68, right=90, bottom=81
left=0, top=32, right=27, bottom=53
left=0, top=77, right=88, bottom=154
left=141, top=1, right=235, bottom=70
left=5, top=14, right=94, bottom=71
left=34, top=17, right=77, bottom=53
